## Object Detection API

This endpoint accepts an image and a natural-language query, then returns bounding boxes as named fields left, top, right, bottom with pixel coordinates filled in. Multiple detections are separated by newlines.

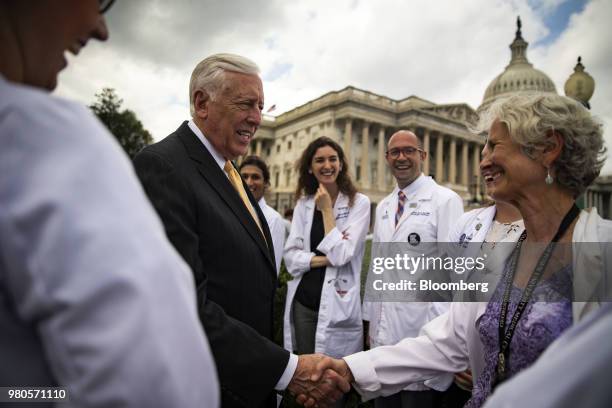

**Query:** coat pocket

left=325, top=284, right=362, bottom=329
left=323, top=327, right=363, bottom=358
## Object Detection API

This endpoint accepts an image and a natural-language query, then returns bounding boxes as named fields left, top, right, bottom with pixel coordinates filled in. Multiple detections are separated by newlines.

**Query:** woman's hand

left=314, top=184, right=333, bottom=212
left=315, top=184, right=336, bottom=234
left=454, top=369, right=473, bottom=390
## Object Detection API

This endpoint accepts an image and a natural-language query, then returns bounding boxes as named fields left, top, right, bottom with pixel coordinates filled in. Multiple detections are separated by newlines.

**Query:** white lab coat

left=0, top=75, right=219, bottom=407
left=283, top=192, right=370, bottom=358
left=345, top=207, right=612, bottom=402
left=446, top=205, right=525, bottom=302
left=362, top=175, right=463, bottom=391
left=362, top=175, right=463, bottom=392
left=259, top=197, right=286, bottom=275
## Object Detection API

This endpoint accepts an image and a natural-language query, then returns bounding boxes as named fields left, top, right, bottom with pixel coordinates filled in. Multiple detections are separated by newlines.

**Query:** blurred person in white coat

left=283, top=136, right=370, bottom=362
left=0, top=1, right=219, bottom=407
left=240, top=155, right=286, bottom=274
left=362, top=130, right=464, bottom=408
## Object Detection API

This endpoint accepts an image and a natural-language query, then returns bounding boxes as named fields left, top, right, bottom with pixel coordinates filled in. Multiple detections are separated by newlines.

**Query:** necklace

left=494, top=204, right=579, bottom=388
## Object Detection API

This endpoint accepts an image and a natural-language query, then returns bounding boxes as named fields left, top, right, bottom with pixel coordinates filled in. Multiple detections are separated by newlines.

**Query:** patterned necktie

left=224, top=161, right=266, bottom=243
left=395, top=190, right=406, bottom=227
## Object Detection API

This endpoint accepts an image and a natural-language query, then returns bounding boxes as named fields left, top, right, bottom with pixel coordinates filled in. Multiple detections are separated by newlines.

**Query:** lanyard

left=494, top=204, right=580, bottom=387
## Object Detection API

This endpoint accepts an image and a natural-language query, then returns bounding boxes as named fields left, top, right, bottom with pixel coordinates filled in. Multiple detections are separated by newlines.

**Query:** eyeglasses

left=99, top=0, right=116, bottom=14
left=385, top=147, right=423, bottom=159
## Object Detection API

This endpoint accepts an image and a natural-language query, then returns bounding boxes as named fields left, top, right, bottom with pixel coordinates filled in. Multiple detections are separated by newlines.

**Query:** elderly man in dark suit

left=133, top=54, right=347, bottom=408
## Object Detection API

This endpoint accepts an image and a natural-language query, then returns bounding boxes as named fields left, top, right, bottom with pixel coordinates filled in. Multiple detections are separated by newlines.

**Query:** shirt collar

left=188, top=119, right=226, bottom=170
left=398, top=173, right=427, bottom=196
left=258, top=197, right=268, bottom=209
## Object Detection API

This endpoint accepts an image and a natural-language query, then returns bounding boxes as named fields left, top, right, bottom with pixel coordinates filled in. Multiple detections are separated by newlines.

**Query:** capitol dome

left=479, top=17, right=557, bottom=111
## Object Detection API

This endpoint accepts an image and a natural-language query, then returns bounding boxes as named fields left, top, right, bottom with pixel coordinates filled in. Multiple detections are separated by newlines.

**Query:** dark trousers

left=374, top=383, right=471, bottom=408
left=374, top=389, right=440, bottom=408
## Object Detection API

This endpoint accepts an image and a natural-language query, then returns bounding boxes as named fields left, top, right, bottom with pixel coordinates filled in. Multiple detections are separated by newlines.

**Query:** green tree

left=90, top=88, right=153, bottom=158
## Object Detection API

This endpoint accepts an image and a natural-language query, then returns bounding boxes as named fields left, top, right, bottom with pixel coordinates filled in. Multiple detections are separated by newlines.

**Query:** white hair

left=189, top=53, right=260, bottom=116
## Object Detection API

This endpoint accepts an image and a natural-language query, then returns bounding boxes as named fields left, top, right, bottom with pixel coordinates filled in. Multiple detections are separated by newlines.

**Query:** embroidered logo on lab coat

left=410, top=211, right=431, bottom=216
left=336, top=206, right=350, bottom=220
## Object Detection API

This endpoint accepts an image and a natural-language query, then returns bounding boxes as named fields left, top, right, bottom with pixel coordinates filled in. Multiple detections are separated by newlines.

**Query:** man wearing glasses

left=0, top=1, right=218, bottom=406
left=362, top=130, right=463, bottom=408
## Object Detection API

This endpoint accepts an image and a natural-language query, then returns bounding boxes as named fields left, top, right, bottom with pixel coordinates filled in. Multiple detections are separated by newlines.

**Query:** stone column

left=377, top=126, right=386, bottom=188
left=344, top=119, right=353, bottom=177
left=472, top=143, right=481, bottom=198
left=255, top=139, right=262, bottom=157
left=599, top=194, right=604, bottom=214
left=449, top=136, right=457, bottom=184
left=423, top=128, right=430, bottom=176
left=361, top=122, right=370, bottom=189
left=436, top=133, right=444, bottom=183
left=461, top=141, right=469, bottom=187
left=327, top=119, right=338, bottom=141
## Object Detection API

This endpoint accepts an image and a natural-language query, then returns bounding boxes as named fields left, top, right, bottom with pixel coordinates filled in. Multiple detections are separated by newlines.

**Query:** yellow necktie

left=224, top=161, right=267, bottom=243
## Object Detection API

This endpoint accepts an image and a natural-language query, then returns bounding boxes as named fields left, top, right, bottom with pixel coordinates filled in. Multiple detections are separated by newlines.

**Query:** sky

left=57, top=0, right=612, bottom=174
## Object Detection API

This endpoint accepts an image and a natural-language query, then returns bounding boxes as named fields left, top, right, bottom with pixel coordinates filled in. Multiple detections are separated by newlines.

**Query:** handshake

left=287, top=354, right=355, bottom=408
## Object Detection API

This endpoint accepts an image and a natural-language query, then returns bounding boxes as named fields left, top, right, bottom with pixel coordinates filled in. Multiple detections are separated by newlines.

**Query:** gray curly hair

left=189, top=53, right=260, bottom=117
left=473, top=92, right=606, bottom=196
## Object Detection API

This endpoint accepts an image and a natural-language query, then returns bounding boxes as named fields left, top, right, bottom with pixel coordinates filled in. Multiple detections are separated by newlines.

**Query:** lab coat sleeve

left=283, top=200, right=316, bottom=278
left=0, top=101, right=219, bottom=407
left=317, top=194, right=371, bottom=267
left=344, top=303, right=472, bottom=401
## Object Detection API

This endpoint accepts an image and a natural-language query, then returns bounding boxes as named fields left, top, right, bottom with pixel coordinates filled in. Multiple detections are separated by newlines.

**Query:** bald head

left=386, top=130, right=426, bottom=189
left=387, top=130, right=422, bottom=150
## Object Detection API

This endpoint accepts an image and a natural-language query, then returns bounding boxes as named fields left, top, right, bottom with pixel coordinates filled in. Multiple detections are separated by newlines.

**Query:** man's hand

left=288, top=354, right=350, bottom=408
left=293, top=356, right=354, bottom=407
left=311, top=356, right=354, bottom=384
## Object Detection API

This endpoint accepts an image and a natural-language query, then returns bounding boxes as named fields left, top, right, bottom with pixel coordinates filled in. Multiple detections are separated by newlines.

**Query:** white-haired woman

left=308, top=93, right=612, bottom=408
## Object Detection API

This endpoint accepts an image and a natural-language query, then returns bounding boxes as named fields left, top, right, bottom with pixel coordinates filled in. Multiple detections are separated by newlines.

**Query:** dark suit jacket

left=133, top=121, right=289, bottom=408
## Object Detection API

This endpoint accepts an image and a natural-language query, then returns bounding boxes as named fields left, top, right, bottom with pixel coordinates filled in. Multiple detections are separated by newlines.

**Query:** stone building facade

left=248, top=88, right=483, bottom=215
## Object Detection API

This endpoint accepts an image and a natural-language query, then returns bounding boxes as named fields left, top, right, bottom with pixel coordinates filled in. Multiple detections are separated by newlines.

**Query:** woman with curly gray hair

left=305, top=92, right=612, bottom=408
left=475, top=92, right=605, bottom=199
left=463, top=92, right=610, bottom=406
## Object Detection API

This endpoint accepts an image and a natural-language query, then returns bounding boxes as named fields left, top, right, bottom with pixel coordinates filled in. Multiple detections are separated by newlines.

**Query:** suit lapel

left=175, top=122, right=275, bottom=272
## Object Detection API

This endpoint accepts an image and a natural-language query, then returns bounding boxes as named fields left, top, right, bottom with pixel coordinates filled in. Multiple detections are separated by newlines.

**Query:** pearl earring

left=545, top=167, right=554, bottom=185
